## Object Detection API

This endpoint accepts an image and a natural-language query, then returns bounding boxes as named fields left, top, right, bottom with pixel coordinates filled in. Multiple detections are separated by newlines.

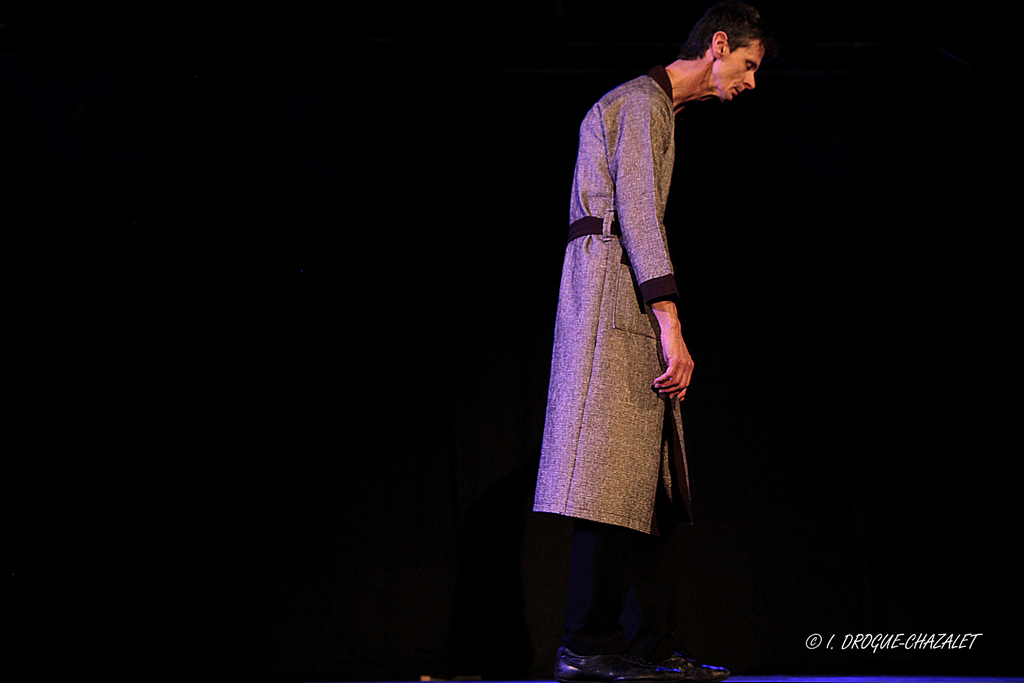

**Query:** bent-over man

left=533, top=3, right=776, bottom=682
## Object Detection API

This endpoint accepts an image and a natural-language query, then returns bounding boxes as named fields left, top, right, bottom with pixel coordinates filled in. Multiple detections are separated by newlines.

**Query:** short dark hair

left=678, top=2, right=776, bottom=60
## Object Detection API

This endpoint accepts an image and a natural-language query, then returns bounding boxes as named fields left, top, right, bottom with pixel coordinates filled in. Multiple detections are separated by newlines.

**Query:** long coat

left=533, top=68, right=692, bottom=535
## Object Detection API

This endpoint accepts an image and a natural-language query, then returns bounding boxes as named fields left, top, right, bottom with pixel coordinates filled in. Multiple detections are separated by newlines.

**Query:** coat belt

left=567, top=215, right=632, bottom=269
left=567, top=215, right=621, bottom=243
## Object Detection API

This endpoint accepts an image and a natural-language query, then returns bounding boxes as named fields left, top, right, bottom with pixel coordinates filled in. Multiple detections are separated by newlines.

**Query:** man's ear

left=710, top=30, right=730, bottom=59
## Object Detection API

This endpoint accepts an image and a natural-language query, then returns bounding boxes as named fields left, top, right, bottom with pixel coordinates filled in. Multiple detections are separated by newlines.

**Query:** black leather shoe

left=653, top=653, right=729, bottom=682
left=555, top=647, right=692, bottom=683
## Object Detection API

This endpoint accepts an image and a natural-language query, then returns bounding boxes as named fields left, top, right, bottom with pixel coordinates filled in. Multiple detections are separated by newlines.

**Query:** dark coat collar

left=646, top=65, right=673, bottom=102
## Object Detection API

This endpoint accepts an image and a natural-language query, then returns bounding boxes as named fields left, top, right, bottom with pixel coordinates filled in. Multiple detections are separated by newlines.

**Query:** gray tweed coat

left=533, top=67, right=692, bottom=535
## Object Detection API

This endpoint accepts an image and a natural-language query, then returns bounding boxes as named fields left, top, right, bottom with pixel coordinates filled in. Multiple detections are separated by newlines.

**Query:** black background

left=5, top=2, right=1015, bottom=681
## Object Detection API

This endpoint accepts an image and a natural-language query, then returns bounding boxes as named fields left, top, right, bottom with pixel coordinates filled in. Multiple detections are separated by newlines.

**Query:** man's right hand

left=650, top=300, right=693, bottom=401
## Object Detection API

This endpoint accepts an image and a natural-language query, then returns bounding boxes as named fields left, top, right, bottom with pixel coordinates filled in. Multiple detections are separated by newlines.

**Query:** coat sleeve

left=606, top=91, right=678, bottom=304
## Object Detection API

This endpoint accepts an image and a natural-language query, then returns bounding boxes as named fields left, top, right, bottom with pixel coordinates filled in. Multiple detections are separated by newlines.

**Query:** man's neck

left=664, top=57, right=717, bottom=113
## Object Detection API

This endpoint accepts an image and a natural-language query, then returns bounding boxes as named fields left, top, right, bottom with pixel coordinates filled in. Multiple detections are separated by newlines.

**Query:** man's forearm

left=650, top=299, right=680, bottom=332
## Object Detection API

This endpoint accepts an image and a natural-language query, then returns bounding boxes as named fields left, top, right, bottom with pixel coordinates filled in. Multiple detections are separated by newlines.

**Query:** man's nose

left=745, top=73, right=756, bottom=90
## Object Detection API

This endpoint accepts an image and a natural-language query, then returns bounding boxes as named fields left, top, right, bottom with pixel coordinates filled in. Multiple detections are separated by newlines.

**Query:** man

left=533, top=3, right=775, bottom=682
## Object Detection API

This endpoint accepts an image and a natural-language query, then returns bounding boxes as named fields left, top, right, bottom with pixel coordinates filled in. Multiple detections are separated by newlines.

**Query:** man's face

left=712, top=39, right=765, bottom=101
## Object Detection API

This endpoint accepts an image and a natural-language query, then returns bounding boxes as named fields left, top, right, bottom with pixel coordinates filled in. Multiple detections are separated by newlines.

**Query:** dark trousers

left=561, top=517, right=681, bottom=662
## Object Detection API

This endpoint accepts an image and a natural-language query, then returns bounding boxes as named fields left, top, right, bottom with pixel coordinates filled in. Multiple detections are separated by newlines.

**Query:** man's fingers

left=654, top=373, right=689, bottom=394
left=661, top=386, right=687, bottom=400
left=653, top=374, right=681, bottom=390
left=655, top=365, right=689, bottom=385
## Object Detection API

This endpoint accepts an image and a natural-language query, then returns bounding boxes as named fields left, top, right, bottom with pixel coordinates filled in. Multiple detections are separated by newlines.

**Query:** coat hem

left=532, top=504, right=653, bottom=535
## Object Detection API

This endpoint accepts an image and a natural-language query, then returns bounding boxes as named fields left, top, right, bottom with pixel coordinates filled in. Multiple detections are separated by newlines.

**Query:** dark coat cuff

left=639, top=274, right=678, bottom=305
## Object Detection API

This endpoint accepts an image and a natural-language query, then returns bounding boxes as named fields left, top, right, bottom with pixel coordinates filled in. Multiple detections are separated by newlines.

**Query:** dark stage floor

left=371, top=678, right=1024, bottom=683
left=718, top=677, right=1024, bottom=683
left=343, top=678, right=1024, bottom=683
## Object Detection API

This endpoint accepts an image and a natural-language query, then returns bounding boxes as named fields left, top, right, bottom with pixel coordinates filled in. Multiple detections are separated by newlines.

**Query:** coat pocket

left=611, top=261, right=656, bottom=339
